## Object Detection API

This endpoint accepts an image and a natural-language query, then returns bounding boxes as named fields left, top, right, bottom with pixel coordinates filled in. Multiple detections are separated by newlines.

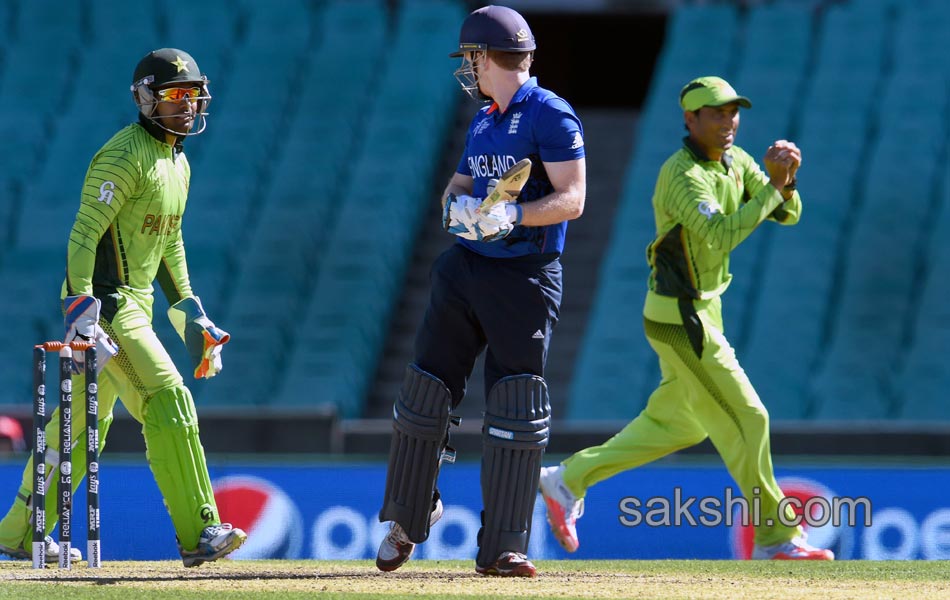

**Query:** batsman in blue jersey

left=377, top=5, right=586, bottom=578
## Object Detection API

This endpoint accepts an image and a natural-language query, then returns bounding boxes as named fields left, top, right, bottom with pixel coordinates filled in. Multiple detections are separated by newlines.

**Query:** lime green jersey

left=66, top=122, right=193, bottom=305
left=644, top=139, right=801, bottom=323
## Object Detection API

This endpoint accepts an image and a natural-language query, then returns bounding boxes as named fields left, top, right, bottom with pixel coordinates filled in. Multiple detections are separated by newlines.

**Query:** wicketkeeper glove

left=442, top=194, right=522, bottom=242
left=167, top=296, right=230, bottom=379
left=63, top=295, right=119, bottom=373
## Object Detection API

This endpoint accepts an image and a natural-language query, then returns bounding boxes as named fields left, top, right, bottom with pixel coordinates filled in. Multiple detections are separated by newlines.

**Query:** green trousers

left=561, top=296, right=800, bottom=547
left=0, top=291, right=219, bottom=552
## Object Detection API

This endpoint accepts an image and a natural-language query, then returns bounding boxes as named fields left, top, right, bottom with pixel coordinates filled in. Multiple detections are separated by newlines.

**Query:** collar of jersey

left=486, top=76, right=538, bottom=116
left=138, top=114, right=185, bottom=153
left=682, top=136, right=732, bottom=171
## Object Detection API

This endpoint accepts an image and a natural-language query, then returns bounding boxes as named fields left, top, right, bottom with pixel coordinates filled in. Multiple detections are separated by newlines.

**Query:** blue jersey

left=455, top=77, right=584, bottom=258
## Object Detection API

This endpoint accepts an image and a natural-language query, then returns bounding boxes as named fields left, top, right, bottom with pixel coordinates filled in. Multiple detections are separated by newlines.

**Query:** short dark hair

left=684, top=110, right=700, bottom=132
left=487, top=49, right=533, bottom=72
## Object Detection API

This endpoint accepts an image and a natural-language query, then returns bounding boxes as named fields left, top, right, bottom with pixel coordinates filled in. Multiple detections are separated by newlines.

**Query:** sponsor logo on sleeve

left=698, top=201, right=719, bottom=220
left=570, top=132, right=584, bottom=150
left=97, top=181, right=115, bottom=205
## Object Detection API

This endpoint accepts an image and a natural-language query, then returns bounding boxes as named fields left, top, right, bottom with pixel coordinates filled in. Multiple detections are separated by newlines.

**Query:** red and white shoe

left=752, top=535, right=834, bottom=560
left=376, top=497, right=444, bottom=572
left=538, top=465, right=584, bottom=553
left=475, top=551, right=537, bottom=577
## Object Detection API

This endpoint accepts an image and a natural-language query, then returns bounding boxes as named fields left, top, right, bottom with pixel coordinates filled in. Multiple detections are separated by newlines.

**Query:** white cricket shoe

left=539, top=465, right=584, bottom=552
left=180, top=523, right=247, bottom=568
left=0, top=535, right=82, bottom=562
left=376, top=497, right=444, bottom=572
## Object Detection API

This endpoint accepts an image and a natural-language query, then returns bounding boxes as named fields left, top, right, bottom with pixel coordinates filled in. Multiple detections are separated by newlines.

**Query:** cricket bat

left=478, top=158, right=532, bottom=214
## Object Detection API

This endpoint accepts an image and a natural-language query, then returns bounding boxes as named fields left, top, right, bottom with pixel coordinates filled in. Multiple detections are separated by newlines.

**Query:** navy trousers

left=414, top=244, right=562, bottom=407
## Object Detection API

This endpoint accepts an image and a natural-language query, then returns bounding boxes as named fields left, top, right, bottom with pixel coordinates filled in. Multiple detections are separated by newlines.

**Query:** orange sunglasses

left=156, top=87, right=202, bottom=102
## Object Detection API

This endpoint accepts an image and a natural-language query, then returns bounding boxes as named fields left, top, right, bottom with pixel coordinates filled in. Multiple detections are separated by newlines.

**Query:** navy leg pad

left=477, top=374, right=551, bottom=567
left=379, top=364, right=452, bottom=543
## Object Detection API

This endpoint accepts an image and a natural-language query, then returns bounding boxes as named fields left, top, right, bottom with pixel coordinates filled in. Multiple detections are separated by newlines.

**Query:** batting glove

left=167, top=296, right=230, bottom=379
left=442, top=193, right=482, bottom=238
left=477, top=201, right=521, bottom=242
left=443, top=194, right=521, bottom=242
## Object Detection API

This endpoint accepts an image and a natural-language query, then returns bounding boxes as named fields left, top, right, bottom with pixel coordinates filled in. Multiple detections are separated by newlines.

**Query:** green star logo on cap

left=172, top=56, right=190, bottom=73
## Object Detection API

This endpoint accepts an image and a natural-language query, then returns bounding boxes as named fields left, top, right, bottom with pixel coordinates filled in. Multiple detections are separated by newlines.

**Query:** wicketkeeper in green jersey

left=539, top=76, right=833, bottom=560
left=0, top=48, right=246, bottom=567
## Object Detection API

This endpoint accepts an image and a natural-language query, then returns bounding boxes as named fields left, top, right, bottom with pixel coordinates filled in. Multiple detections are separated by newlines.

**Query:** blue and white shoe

left=0, top=535, right=82, bottom=562
left=180, top=523, right=247, bottom=568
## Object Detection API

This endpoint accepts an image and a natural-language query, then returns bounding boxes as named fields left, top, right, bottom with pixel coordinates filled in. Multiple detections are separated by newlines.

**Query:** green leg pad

left=143, top=386, right=218, bottom=551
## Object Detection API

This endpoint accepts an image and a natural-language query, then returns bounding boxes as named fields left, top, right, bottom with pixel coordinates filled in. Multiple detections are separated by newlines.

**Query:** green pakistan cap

left=679, top=76, right=752, bottom=111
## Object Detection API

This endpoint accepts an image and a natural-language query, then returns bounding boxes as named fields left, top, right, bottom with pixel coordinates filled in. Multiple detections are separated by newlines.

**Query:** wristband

left=506, top=203, right=523, bottom=225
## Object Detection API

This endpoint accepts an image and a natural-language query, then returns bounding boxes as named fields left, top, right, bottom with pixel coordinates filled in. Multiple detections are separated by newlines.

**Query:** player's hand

left=764, top=140, right=801, bottom=189
left=63, top=295, right=119, bottom=373
left=773, top=139, right=802, bottom=177
left=167, top=296, right=230, bottom=379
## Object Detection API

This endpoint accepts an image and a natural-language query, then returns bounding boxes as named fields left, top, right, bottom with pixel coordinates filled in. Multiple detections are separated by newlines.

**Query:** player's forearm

left=771, top=189, right=802, bottom=225
left=66, top=246, right=96, bottom=295
left=685, top=187, right=784, bottom=252
left=441, top=172, right=474, bottom=208
left=442, top=184, right=472, bottom=208
left=159, top=237, right=193, bottom=303
left=518, top=186, right=585, bottom=227
left=65, top=212, right=110, bottom=294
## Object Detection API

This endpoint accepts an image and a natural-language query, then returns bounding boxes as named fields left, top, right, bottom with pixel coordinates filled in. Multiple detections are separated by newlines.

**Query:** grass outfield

left=1, top=560, right=949, bottom=599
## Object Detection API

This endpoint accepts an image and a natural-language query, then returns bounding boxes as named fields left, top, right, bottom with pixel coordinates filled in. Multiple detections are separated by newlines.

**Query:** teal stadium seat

left=897, top=162, right=950, bottom=420
left=275, top=0, right=462, bottom=416
left=35, top=117, right=124, bottom=203
left=152, top=0, right=239, bottom=83
left=742, top=0, right=887, bottom=420
left=0, top=0, right=464, bottom=415
left=86, top=0, right=162, bottom=52
left=1, top=114, right=47, bottom=178
left=807, top=0, right=946, bottom=420
left=0, top=247, right=65, bottom=406
left=721, top=3, right=812, bottom=357
left=17, top=0, right=82, bottom=46
left=227, top=0, right=389, bottom=410
left=14, top=185, right=77, bottom=252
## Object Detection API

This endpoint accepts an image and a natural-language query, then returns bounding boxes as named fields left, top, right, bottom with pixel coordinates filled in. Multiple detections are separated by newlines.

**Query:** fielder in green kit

left=539, top=76, right=833, bottom=560
left=0, top=48, right=246, bottom=566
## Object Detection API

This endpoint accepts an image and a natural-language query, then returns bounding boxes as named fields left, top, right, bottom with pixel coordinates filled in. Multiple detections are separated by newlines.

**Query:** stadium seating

left=570, top=0, right=950, bottom=423
left=3, top=0, right=950, bottom=425
left=720, top=2, right=811, bottom=362
left=887, top=2, right=950, bottom=397
left=741, top=0, right=894, bottom=420
left=804, top=0, right=944, bottom=420
left=276, top=0, right=463, bottom=416
left=0, top=0, right=463, bottom=415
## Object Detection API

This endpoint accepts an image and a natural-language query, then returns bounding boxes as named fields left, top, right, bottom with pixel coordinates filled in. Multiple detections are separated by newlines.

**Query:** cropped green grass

left=2, top=559, right=949, bottom=599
